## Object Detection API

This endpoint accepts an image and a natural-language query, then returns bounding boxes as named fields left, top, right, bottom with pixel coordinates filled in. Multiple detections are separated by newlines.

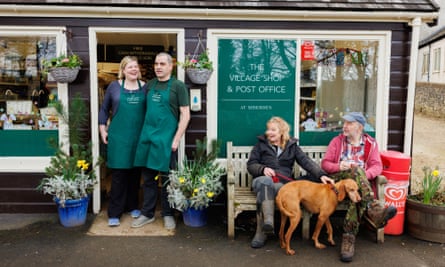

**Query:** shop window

left=433, top=47, right=441, bottom=72
left=0, top=35, right=59, bottom=157
left=422, top=53, right=429, bottom=74
left=299, top=40, right=378, bottom=145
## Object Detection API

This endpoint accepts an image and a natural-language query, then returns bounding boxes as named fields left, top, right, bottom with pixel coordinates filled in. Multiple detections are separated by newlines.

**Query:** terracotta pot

left=405, top=198, right=445, bottom=243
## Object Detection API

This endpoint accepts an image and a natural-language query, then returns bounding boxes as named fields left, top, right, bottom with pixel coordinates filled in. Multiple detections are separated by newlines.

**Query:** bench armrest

left=375, top=174, right=387, bottom=202
left=227, top=161, right=235, bottom=185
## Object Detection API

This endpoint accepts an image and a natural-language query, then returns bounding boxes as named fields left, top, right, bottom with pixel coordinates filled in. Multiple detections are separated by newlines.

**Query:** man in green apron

left=133, top=52, right=190, bottom=230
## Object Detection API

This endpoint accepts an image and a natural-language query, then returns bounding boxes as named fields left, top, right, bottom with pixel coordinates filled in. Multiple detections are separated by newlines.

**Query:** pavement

left=1, top=206, right=444, bottom=267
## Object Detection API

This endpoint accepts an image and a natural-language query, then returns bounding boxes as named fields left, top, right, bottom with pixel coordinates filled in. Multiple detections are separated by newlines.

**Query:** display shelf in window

left=299, top=85, right=317, bottom=124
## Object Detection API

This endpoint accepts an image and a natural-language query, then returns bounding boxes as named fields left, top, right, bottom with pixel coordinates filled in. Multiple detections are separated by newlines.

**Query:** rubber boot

left=261, top=200, right=275, bottom=234
left=251, top=211, right=267, bottom=248
left=340, top=233, right=355, bottom=262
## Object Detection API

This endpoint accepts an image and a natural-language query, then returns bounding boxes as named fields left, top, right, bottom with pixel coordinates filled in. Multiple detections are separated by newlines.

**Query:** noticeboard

left=217, top=39, right=296, bottom=156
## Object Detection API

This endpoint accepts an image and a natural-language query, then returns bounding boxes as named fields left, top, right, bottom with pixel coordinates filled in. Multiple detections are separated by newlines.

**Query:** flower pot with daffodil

left=406, top=166, right=445, bottom=243
left=167, top=138, right=225, bottom=213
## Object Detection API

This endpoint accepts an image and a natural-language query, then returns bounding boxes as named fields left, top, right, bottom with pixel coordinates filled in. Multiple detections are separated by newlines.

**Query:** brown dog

left=276, top=179, right=361, bottom=255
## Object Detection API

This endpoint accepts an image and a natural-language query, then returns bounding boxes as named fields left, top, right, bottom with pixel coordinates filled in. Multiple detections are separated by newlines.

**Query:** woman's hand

left=263, top=167, right=276, bottom=177
left=99, top=125, right=108, bottom=144
left=320, top=175, right=335, bottom=185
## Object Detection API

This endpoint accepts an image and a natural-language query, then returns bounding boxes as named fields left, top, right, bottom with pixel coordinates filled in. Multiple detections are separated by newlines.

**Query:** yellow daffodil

left=179, top=177, right=185, bottom=183
left=76, top=160, right=89, bottom=170
left=194, top=188, right=199, bottom=193
left=77, top=160, right=85, bottom=168
left=201, top=178, right=206, bottom=184
left=432, top=170, right=440, bottom=177
left=206, top=192, right=214, bottom=198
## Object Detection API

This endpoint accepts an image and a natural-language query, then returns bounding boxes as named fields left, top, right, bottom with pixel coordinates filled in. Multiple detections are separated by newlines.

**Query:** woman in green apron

left=99, top=56, right=147, bottom=227
left=133, top=52, right=190, bottom=230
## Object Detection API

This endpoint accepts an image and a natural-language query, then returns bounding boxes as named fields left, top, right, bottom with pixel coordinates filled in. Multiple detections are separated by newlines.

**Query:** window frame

left=422, top=52, right=430, bottom=74
left=207, top=29, right=391, bottom=151
left=433, top=47, right=441, bottom=72
left=0, top=26, right=69, bottom=173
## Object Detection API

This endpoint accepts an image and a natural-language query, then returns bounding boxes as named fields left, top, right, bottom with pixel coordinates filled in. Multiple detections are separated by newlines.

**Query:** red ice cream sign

left=301, top=41, right=315, bottom=60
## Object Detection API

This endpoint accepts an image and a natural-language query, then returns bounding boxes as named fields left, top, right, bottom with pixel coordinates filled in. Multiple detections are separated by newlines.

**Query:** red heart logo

left=385, top=184, right=408, bottom=201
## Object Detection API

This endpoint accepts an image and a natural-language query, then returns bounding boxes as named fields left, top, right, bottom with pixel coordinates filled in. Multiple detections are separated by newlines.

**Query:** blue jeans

left=251, top=176, right=283, bottom=203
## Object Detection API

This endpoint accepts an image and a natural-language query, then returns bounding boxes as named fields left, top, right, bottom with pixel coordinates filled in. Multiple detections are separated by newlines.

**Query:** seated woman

left=320, top=112, right=396, bottom=262
left=246, top=116, right=332, bottom=248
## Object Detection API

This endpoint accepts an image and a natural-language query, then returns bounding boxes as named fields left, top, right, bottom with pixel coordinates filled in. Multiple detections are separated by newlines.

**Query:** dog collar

left=330, top=184, right=339, bottom=195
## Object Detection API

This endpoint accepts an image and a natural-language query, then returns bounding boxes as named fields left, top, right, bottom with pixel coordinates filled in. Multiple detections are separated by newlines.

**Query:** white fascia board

left=0, top=5, right=439, bottom=24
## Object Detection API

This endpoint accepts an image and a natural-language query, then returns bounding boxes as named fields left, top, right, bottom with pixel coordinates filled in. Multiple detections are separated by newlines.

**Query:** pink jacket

left=321, top=133, right=383, bottom=183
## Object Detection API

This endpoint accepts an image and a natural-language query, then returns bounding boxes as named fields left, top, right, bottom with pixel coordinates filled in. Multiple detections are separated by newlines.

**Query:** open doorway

left=89, top=27, right=185, bottom=214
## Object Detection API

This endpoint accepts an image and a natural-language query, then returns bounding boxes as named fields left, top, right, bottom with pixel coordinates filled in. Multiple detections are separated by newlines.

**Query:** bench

left=226, top=141, right=387, bottom=243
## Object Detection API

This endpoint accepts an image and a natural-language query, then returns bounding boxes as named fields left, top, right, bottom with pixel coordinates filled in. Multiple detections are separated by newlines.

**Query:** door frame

left=88, top=27, right=185, bottom=213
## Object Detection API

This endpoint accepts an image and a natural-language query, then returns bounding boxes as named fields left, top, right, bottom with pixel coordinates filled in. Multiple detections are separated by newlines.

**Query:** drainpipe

left=404, top=17, right=422, bottom=155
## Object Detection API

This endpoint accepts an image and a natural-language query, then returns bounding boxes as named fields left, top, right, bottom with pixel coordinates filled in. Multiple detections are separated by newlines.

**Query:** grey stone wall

left=415, top=83, right=445, bottom=118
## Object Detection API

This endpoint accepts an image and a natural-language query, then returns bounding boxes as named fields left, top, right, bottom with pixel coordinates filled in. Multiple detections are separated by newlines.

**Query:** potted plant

left=37, top=94, right=99, bottom=227
left=178, top=49, right=213, bottom=84
left=42, top=53, right=82, bottom=83
left=406, top=166, right=445, bottom=243
left=167, top=138, right=225, bottom=227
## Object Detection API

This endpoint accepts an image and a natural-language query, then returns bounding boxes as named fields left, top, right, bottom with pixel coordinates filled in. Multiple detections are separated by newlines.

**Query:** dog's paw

left=315, top=243, right=326, bottom=249
left=286, top=249, right=296, bottom=255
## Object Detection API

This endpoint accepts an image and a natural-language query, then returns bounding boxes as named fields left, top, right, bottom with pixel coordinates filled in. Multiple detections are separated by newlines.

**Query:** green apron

left=134, top=78, right=177, bottom=172
left=107, top=80, right=146, bottom=168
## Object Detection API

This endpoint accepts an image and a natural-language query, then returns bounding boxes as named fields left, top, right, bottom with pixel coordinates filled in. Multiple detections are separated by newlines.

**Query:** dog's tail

left=275, top=193, right=295, bottom=218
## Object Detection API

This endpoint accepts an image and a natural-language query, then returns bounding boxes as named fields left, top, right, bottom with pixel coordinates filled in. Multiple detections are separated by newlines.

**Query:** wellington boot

left=251, top=212, right=267, bottom=248
left=340, top=233, right=355, bottom=262
left=261, top=200, right=275, bottom=234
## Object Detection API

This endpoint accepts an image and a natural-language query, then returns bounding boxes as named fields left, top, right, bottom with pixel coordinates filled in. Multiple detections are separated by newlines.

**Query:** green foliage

left=178, top=50, right=213, bottom=70
left=167, top=138, right=225, bottom=211
left=43, top=54, right=82, bottom=70
left=421, top=166, right=443, bottom=205
left=37, top=93, right=99, bottom=207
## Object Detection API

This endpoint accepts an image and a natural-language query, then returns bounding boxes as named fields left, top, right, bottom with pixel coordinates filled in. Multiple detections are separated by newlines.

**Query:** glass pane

left=0, top=36, right=59, bottom=156
left=299, top=40, right=378, bottom=145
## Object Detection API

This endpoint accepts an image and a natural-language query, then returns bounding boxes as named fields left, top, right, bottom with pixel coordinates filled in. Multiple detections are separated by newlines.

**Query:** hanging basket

left=49, top=67, right=80, bottom=83
left=186, top=68, right=213, bottom=84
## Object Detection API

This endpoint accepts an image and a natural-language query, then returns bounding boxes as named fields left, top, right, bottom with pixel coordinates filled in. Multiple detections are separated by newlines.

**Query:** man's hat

left=342, top=112, right=366, bottom=126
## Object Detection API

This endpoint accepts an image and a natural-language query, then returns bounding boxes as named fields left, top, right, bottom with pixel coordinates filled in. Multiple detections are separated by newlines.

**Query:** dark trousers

left=140, top=151, right=177, bottom=218
left=140, top=168, right=172, bottom=218
left=107, top=168, right=141, bottom=218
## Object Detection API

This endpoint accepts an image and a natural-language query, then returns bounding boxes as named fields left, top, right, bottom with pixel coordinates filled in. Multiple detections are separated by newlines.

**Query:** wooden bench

left=226, top=141, right=387, bottom=243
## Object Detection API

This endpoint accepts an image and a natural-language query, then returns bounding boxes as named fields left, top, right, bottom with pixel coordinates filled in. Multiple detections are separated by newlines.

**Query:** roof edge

left=0, top=5, right=439, bottom=24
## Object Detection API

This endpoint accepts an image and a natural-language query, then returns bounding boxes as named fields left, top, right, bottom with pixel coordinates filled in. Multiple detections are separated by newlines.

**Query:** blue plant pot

left=182, top=207, right=207, bottom=227
left=55, top=197, right=89, bottom=227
